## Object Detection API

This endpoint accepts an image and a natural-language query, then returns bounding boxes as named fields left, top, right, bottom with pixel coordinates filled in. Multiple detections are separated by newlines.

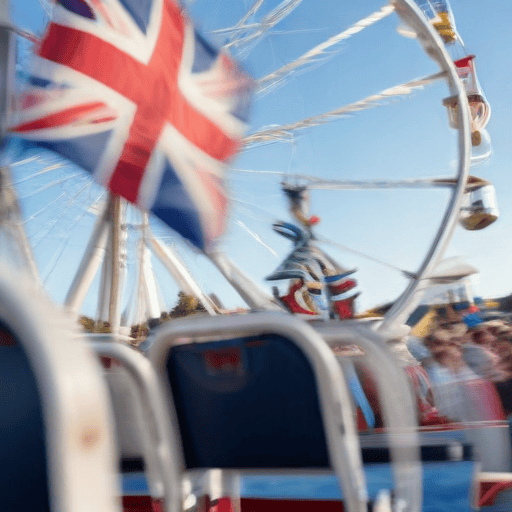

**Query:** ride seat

left=0, top=268, right=120, bottom=512
left=149, top=312, right=368, bottom=512
left=0, top=324, right=50, bottom=512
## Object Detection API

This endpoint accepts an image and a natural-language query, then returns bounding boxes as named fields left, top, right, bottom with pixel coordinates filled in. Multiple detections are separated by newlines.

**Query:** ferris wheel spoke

left=9, top=155, right=40, bottom=168
left=318, top=235, right=412, bottom=276
left=287, top=177, right=460, bottom=191
left=257, top=3, right=396, bottom=94
left=234, top=219, right=279, bottom=257
left=230, top=196, right=281, bottom=221
left=21, top=191, right=66, bottom=224
left=41, top=186, right=96, bottom=284
left=31, top=181, right=93, bottom=249
left=18, top=172, right=85, bottom=199
left=12, top=162, right=67, bottom=186
left=222, top=0, right=303, bottom=54
left=231, top=169, right=463, bottom=191
left=210, top=0, right=265, bottom=36
left=245, top=70, right=447, bottom=148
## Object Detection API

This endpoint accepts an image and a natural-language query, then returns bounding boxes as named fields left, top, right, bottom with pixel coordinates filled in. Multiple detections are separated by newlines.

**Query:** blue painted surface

left=122, top=472, right=150, bottom=496
left=122, top=461, right=476, bottom=511
left=240, top=462, right=476, bottom=512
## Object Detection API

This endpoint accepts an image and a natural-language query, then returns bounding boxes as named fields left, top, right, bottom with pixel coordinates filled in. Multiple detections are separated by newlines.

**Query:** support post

left=64, top=200, right=110, bottom=313
left=148, top=235, right=217, bottom=315
left=208, top=250, right=282, bottom=311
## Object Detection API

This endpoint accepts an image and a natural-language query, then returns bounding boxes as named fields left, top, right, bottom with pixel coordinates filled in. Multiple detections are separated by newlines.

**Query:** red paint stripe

left=454, top=55, right=475, bottom=68
left=12, top=102, right=107, bottom=132
left=39, top=24, right=146, bottom=105
left=156, top=1, right=239, bottom=161
left=37, top=2, right=240, bottom=206
left=40, top=12, right=239, bottom=162
left=109, top=108, right=166, bottom=202
left=240, top=498, right=345, bottom=512
left=168, top=89, right=240, bottom=160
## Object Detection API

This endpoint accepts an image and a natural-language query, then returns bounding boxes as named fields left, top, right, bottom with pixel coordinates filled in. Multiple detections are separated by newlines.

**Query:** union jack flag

left=10, top=0, right=254, bottom=251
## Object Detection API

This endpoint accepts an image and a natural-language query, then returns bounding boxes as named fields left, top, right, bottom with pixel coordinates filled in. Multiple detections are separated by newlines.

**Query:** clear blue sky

left=7, top=0, right=512, bottom=317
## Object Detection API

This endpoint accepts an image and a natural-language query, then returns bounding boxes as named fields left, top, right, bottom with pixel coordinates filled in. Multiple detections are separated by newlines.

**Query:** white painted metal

left=97, top=223, right=114, bottom=322
left=208, top=250, right=283, bottom=311
left=149, top=311, right=370, bottom=512
left=0, top=11, right=15, bottom=140
left=95, top=195, right=127, bottom=332
left=317, top=320, right=422, bottom=512
left=140, top=215, right=163, bottom=319
left=378, top=0, right=472, bottom=333
left=108, top=195, right=125, bottom=332
left=92, top=340, right=182, bottom=512
left=0, top=264, right=121, bottom=512
left=141, top=250, right=163, bottom=319
left=64, top=200, right=110, bottom=313
left=148, top=234, right=218, bottom=315
left=0, top=166, right=41, bottom=283
left=0, top=12, right=40, bottom=283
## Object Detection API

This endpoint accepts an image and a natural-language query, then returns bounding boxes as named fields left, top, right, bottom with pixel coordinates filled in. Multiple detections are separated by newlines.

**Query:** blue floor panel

left=123, top=461, right=476, bottom=511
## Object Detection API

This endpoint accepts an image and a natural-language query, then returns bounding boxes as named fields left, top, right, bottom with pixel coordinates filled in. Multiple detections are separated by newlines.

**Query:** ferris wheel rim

left=377, top=0, right=472, bottom=334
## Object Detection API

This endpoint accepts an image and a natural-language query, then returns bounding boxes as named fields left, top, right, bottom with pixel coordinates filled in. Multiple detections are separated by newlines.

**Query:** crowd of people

left=407, top=306, right=512, bottom=422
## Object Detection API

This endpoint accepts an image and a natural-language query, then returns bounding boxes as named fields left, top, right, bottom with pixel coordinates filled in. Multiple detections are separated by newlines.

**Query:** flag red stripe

left=39, top=24, right=146, bottom=105
left=156, top=0, right=240, bottom=161
left=39, top=11, right=239, bottom=165
left=12, top=102, right=107, bottom=132
left=109, top=107, right=165, bottom=202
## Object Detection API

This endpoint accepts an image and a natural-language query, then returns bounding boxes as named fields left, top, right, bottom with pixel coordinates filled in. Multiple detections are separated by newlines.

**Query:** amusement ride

left=0, top=1, right=510, bottom=511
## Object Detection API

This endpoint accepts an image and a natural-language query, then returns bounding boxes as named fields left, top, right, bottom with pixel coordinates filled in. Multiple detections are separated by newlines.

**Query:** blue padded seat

left=166, top=333, right=331, bottom=469
left=0, top=322, right=50, bottom=512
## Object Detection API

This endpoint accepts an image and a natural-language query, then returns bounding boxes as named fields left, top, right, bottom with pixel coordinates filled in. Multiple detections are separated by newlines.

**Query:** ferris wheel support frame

left=139, top=215, right=164, bottom=320
left=0, top=4, right=15, bottom=141
left=0, top=166, right=41, bottom=283
left=208, top=250, right=284, bottom=311
left=2, top=0, right=472, bottom=337
left=107, top=194, right=124, bottom=331
left=0, top=16, right=40, bottom=284
left=147, top=234, right=218, bottom=315
left=209, top=0, right=472, bottom=329
left=64, top=200, right=110, bottom=314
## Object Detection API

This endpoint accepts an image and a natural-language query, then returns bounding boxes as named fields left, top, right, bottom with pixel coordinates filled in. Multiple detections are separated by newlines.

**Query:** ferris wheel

left=0, top=0, right=493, bottom=339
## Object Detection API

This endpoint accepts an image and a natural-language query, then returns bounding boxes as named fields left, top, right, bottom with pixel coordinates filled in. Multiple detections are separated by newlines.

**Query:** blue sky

left=6, top=0, right=512, bottom=317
